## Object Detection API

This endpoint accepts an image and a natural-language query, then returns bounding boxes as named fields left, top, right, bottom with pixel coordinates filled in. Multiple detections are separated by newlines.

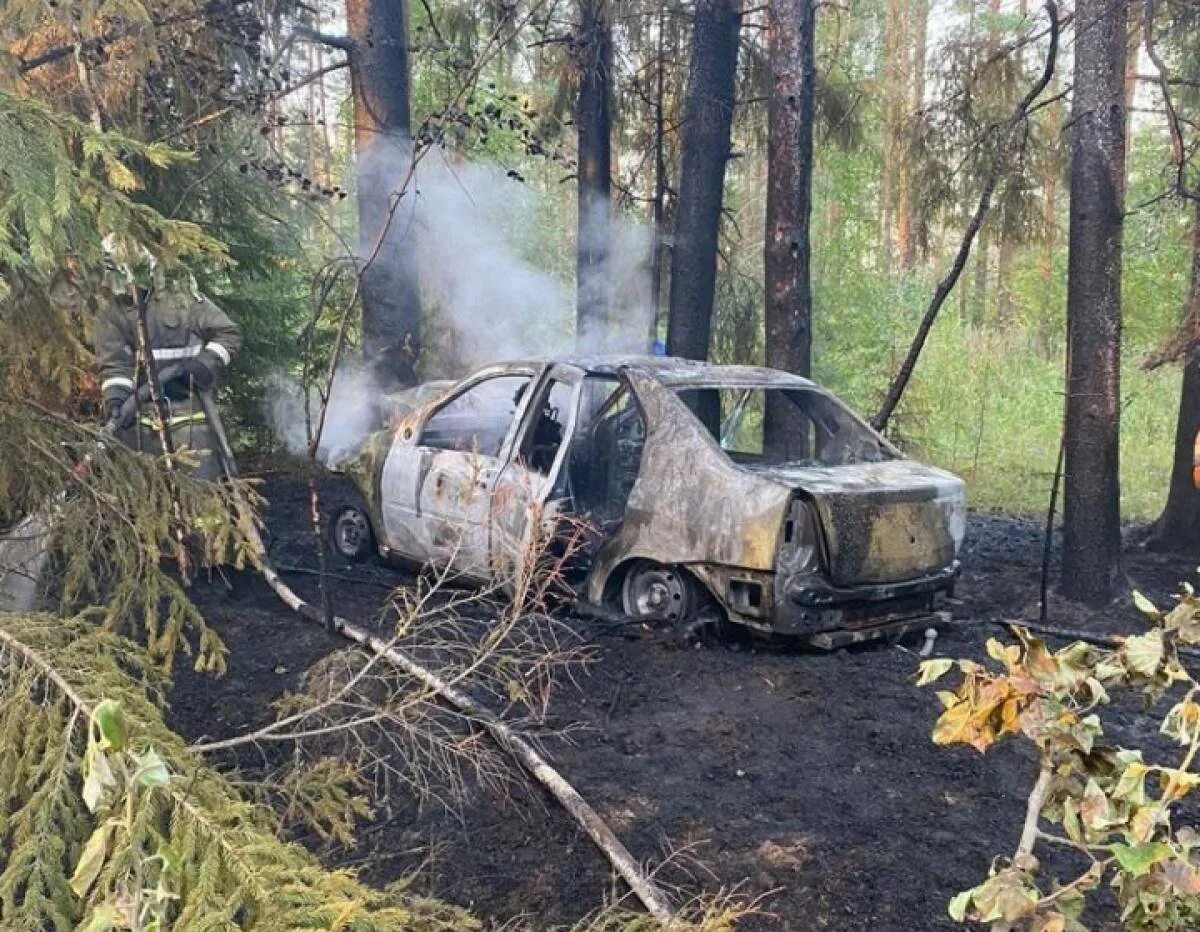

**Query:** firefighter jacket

left=96, top=288, right=242, bottom=404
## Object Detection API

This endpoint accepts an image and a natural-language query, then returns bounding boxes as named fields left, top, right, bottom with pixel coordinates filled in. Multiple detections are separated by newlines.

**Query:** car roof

left=503, top=355, right=817, bottom=389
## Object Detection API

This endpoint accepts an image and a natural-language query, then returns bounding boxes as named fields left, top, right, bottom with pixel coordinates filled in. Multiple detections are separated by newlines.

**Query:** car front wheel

left=329, top=505, right=375, bottom=562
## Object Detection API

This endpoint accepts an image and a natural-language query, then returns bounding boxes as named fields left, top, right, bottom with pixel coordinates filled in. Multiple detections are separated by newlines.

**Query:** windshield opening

left=674, top=386, right=895, bottom=467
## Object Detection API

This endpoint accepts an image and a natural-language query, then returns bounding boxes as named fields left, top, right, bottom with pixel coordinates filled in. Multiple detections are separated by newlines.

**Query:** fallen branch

left=196, top=399, right=675, bottom=921
left=871, top=0, right=1061, bottom=432
left=251, top=535, right=676, bottom=921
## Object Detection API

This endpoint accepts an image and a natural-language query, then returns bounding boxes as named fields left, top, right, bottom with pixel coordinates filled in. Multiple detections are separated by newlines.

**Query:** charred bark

left=764, top=0, right=815, bottom=453
left=666, top=0, right=742, bottom=362
left=648, top=5, right=669, bottom=347
left=1061, top=0, right=1128, bottom=605
left=347, top=0, right=421, bottom=390
left=575, top=0, right=614, bottom=342
left=1149, top=201, right=1200, bottom=553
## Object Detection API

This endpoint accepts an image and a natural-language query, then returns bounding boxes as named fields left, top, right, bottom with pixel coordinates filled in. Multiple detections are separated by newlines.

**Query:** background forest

left=4, top=0, right=1200, bottom=928
left=113, top=0, right=1195, bottom=520
left=5, top=0, right=1196, bottom=519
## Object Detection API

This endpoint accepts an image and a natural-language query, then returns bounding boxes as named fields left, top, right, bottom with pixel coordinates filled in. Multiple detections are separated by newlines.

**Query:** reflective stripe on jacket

left=96, top=289, right=242, bottom=401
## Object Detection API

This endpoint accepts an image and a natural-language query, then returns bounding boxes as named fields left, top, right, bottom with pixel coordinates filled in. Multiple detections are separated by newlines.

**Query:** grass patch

left=820, top=320, right=1180, bottom=521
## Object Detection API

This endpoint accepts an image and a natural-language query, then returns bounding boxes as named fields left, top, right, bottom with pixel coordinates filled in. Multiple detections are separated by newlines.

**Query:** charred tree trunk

left=1149, top=202, right=1200, bottom=552
left=648, top=5, right=669, bottom=348
left=764, top=0, right=815, bottom=452
left=347, top=0, right=421, bottom=389
left=666, top=0, right=742, bottom=362
left=576, top=0, right=613, bottom=343
left=1061, top=0, right=1128, bottom=605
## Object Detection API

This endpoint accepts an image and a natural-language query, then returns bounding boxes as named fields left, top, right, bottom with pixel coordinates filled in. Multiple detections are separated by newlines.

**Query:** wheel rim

left=334, top=509, right=369, bottom=557
left=622, top=561, right=691, bottom=622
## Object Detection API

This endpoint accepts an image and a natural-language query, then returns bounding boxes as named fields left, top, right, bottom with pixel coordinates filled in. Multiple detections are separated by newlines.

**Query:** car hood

left=744, top=459, right=967, bottom=587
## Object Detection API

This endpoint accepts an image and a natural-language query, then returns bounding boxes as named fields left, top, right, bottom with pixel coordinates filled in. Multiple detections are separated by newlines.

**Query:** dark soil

left=168, top=478, right=1200, bottom=931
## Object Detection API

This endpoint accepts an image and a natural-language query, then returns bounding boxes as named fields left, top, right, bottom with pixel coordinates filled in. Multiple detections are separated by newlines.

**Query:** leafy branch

left=919, top=586, right=1200, bottom=930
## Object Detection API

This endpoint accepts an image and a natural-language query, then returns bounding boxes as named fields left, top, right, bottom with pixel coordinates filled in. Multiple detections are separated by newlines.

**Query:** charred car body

left=332, top=357, right=966, bottom=645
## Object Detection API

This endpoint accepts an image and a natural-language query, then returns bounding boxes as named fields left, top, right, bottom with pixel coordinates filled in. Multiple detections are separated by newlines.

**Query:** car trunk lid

left=749, top=460, right=966, bottom=586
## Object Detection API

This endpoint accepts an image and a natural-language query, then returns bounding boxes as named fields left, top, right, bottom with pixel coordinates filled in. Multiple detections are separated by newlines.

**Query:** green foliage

left=920, top=588, right=1200, bottom=930
left=0, top=400, right=263, bottom=669
left=0, top=613, right=475, bottom=931
left=0, top=89, right=221, bottom=289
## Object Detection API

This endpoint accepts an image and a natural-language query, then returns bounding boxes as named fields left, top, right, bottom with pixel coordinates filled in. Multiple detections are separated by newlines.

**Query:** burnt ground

left=169, top=473, right=1200, bottom=930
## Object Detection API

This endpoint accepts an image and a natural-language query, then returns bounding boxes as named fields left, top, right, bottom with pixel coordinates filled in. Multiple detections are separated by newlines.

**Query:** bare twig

left=872, top=1, right=1061, bottom=432
left=1142, top=0, right=1199, bottom=202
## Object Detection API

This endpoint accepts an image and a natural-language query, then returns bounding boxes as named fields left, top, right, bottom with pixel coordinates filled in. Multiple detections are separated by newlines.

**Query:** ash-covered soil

left=169, top=476, right=1200, bottom=931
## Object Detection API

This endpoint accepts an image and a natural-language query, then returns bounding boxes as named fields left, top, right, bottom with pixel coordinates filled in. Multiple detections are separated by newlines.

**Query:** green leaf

left=1132, top=590, right=1160, bottom=618
left=80, top=907, right=118, bottom=932
left=70, top=822, right=113, bottom=897
left=92, top=700, right=128, bottom=752
left=1110, top=841, right=1172, bottom=876
left=1123, top=630, right=1164, bottom=678
left=916, top=658, right=955, bottom=686
left=135, top=749, right=170, bottom=788
left=948, top=889, right=972, bottom=922
left=82, top=750, right=115, bottom=813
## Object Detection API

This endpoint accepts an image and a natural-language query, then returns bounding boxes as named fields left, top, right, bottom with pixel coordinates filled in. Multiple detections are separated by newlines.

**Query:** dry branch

left=871, top=0, right=1061, bottom=433
left=244, top=528, right=676, bottom=921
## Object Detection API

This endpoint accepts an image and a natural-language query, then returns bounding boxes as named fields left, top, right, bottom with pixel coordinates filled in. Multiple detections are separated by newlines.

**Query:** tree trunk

left=1061, top=0, right=1127, bottom=606
left=880, top=0, right=907, bottom=274
left=347, top=0, right=421, bottom=389
left=905, top=0, right=927, bottom=269
left=1149, top=201, right=1200, bottom=553
left=764, top=0, right=815, bottom=452
left=648, top=4, right=668, bottom=350
left=576, top=0, right=613, bottom=343
left=665, top=0, right=742, bottom=362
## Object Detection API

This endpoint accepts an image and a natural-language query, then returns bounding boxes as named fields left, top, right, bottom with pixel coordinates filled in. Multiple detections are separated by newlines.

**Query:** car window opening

left=518, top=378, right=572, bottom=475
left=674, top=387, right=895, bottom=468
left=419, top=374, right=532, bottom=457
left=569, top=379, right=646, bottom=523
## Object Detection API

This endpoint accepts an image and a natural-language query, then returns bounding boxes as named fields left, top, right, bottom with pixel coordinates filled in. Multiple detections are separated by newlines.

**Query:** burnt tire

left=620, top=560, right=704, bottom=625
left=329, top=505, right=375, bottom=562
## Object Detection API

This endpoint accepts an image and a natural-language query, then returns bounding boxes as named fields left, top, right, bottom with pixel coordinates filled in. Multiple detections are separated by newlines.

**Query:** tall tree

left=575, top=0, right=614, bottom=341
left=346, top=0, right=421, bottom=389
left=1061, top=0, right=1128, bottom=605
left=1149, top=202, right=1200, bottom=552
left=763, top=0, right=816, bottom=450
left=666, top=0, right=742, bottom=361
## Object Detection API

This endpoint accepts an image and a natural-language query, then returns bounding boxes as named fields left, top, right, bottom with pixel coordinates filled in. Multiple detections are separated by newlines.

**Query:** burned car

left=331, top=357, right=966, bottom=645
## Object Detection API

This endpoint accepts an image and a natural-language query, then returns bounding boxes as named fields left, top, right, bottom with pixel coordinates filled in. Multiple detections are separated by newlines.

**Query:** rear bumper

left=769, top=562, right=959, bottom=637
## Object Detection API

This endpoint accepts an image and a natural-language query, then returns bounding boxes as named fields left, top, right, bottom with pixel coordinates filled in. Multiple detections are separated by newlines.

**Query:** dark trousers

left=116, top=399, right=222, bottom=482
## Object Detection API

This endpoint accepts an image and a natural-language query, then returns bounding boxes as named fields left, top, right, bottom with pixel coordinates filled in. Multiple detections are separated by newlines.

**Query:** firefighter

left=96, top=284, right=242, bottom=482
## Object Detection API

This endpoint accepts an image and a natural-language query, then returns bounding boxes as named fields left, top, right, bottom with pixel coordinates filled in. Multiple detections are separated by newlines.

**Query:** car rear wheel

left=620, top=559, right=703, bottom=624
left=330, top=506, right=375, bottom=562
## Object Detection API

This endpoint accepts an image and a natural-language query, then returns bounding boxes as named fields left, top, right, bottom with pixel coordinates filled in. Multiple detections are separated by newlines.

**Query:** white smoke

left=265, top=366, right=380, bottom=467
left=267, top=138, right=659, bottom=461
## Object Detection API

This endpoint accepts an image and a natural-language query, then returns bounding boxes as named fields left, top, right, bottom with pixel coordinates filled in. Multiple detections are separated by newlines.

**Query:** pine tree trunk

left=904, top=0, right=927, bottom=269
left=666, top=0, right=742, bottom=362
left=347, top=0, right=421, bottom=389
left=1149, top=201, right=1200, bottom=553
left=648, top=5, right=668, bottom=349
left=1061, top=0, right=1128, bottom=606
left=576, top=0, right=613, bottom=343
left=880, top=0, right=908, bottom=274
left=764, top=0, right=815, bottom=450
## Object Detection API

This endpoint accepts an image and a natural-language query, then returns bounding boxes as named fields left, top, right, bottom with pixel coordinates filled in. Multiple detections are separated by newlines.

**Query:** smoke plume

left=268, top=138, right=659, bottom=461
